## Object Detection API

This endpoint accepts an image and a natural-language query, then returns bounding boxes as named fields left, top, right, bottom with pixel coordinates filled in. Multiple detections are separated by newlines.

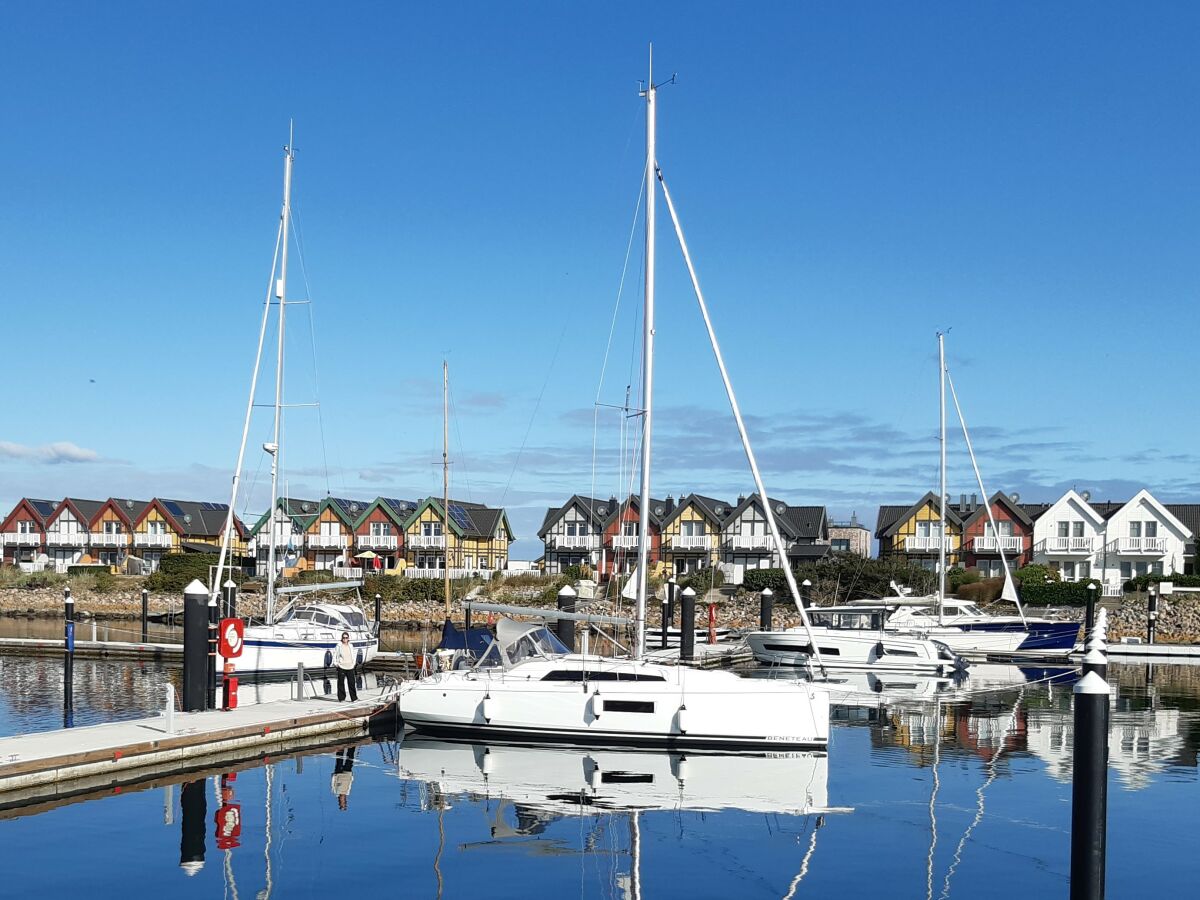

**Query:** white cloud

left=0, top=440, right=100, bottom=464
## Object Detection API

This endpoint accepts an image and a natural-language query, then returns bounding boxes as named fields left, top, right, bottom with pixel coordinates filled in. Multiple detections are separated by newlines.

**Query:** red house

left=958, top=491, right=1034, bottom=577
left=598, top=495, right=665, bottom=580
left=0, top=498, right=56, bottom=567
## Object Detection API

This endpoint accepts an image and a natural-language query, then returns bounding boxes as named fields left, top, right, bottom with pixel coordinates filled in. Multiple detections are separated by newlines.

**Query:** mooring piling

left=1085, top=582, right=1097, bottom=639
left=801, top=579, right=813, bottom=608
left=374, top=592, right=383, bottom=631
left=182, top=580, right=208, bottom=712
left=141, top=587, right=150, bottom=643
left=63, top=587, right=74, bottom=728
left=179, top=779, right=207, bottom=875
left=1147, top=585, right=1158, bottom=645
left=1071, top=669, right=1111, bottom=900
left=295, top=663, right=306, bottom=701
left=222, top=579, right=238, bottom=621
left=680, top=587, right=697, bottom=662
left=556, top=585, right=577, bottom=651
left=660, top=595, right=669, bottom=650
left=666, top=576, right=677, bottom=627
left=760, top=587, right=774, bottom=631
left=163, top=683, right=176, bottom=734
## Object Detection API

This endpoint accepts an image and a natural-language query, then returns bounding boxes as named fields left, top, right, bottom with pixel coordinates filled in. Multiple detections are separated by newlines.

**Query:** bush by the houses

left=677, top=566, right=725, bottom=595
left=1018, top=579, right=1101, bottom=606
left=946, top=567, right=982, bottom=592
left=145, top=553, right=223, bottom=594
left=1122, top=573, right=1200, bottom=592
left=956, top=577, right=1006, bottom=604
left=67, top=564, right=109, bottom=576
left=1014, top=564, right=1060, bottom=586
left=741, top=555, right=940, bottom=605
left=362, top=575, right=480, bottom=605
left=742, top=568, right=791, bottom=594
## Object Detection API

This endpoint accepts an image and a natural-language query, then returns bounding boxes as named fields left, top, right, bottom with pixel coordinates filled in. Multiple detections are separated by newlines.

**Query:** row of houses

left=537, top=493, right=871, bottom=583
left=875, top=488, right=1200, bottom=595
left=0, top=494, right=514, bottom=578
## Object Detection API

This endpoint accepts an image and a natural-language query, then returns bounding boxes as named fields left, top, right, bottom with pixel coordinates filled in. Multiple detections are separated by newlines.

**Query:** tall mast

left=443, top=360, right=451, bottom=621
left=266, top=132, right=294, bottom=625
left=937, top=331, right=947, bottom=626
left=633, top=47, right=656, bottom=660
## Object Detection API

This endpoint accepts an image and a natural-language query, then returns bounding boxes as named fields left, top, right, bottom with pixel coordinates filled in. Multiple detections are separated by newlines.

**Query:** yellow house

left=875, top=491, right=963, bottom=568
left=659, top=494, right=728, bottom=576
left=301, top=497, right=358, bottom=572
left=402, top=498, right=513, bottom=576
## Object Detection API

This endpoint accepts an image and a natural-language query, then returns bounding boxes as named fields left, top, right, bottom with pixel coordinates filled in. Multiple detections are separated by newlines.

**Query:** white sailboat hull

left=399, top=653, right=829, bottom=749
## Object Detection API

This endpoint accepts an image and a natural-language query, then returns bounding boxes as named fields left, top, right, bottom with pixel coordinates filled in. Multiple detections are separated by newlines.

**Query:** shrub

left=946, top=567, right=981, bottom=592
left=18, top=571, right=67, bottom=589
left=742, top=568, right=790, bottom=594
left=957, top=577, right=1006, bottom=604
left=1015, top=564, right=1060, bottom=586
left=1018, top=579, right=1101, bottom=606
left=677, top=566, right=725, bottom=595
left=67, top=565, right=109, bottom=576
left=1123, top=573, right=1200, bottom=592
left=145, top=553, right=236, bottom=594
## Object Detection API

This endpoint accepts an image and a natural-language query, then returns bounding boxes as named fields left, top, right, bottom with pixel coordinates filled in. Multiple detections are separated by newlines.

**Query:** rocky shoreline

left=1, top=584, right=1197, bottom=643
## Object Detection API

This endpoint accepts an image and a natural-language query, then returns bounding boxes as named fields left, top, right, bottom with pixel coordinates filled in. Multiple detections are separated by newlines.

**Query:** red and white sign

left=218, top=618, right=244, bottom=658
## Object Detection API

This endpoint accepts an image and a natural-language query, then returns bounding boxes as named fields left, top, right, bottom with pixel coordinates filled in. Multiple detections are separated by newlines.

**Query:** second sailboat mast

left=443, top=360, right=451, bottom=621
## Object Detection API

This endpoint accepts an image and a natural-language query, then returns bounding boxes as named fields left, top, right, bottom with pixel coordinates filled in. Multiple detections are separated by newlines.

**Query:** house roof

left=404, top=497, right=510, bottom=540
left=601, top=495, right=668, bottom=530
left=50, top=498, right=106, bottom=527
left=156, top=499, right=246, bottom=539
left=960, top=491, right=1033, bottom=530
left=247, top=497, right=321, bottom=536
left=537, top=495, right=610, bottom=538
left=787, top=543, right=832, bottom=560
left=1167, top=504, right=1200, bottom=537
left=779, top=505, right=827, bottom=540
left=97, top=498, right=150, bottom=529
left=0, top=498, right=58, bottom=531
left=354, top=497, right=415, bottom=530
left=659, top=493, right=734, bottom=530
left=875, top=491, right=963, bottom=539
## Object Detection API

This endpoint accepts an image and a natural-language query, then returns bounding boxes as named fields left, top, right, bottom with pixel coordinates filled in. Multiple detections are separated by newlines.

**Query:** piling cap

left=761, top=587, right=773, bottom=596
left=1083, top=647, right=1107, bottom=664
left=223, top=579, right=236, bottom=588
left=681, top=586, right=696, bottom=597
left=183, top=579, right=208, bottom=597
left=802, top=579, right=812, bottom=587
left=558, top=584, right=577, bottom=598
left=1074, top=671, right=1111, bottom=695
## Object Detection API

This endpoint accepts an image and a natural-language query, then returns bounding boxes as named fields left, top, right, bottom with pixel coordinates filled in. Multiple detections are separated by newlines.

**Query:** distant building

left=828, top=513, right=871, bottom=557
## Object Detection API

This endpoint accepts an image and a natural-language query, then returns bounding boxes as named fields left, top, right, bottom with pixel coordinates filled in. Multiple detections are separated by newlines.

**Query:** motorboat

left=230, top=595, right=378, bottom=674
left=399, top=615, right=830, bottom=748
left=745, top=603, right=967, bottom=674
left=859, top=595, right=1079, bottom=652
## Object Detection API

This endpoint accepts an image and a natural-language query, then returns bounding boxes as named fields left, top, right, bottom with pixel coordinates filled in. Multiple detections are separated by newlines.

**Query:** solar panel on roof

left=448, top=503, right=474, bottom=531
left=32, top=500, right=55, bottom=516
left=163, top=501, right=185, bottom=517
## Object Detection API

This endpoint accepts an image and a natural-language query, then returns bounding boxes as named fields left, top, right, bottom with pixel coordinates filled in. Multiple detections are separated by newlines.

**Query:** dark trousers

left=337, top=666, right=358, bottom=701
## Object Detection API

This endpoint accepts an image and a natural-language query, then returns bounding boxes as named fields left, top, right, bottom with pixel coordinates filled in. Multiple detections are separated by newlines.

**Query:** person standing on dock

left=335, top=632, right=358, bottom=702
left=331, top=746, right=356, bottom=810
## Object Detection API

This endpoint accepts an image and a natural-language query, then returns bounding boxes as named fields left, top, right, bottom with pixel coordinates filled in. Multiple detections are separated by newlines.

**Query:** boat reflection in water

left=399, top=737, right=850, bottom=897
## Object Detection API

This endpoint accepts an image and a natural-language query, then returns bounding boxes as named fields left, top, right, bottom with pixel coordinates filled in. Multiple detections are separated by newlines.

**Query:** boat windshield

left=472, top=620, right=571, bottom=670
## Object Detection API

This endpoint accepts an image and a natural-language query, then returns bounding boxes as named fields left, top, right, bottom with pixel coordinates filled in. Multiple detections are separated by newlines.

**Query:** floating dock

left=0, top=689, right=398, bottom=802
left=1105, top=641, right=1200, bottom=659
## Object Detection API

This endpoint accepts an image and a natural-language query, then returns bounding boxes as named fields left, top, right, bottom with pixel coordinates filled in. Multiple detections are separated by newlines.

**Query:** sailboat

left=210, top=134, right=378, bottom=675
left=397, top=51, right=830, bottom=749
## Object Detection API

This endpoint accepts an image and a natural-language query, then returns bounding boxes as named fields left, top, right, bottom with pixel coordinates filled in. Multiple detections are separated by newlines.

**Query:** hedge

left=145, top=553, right=224, bottom=594
left=1017, top=579, right=1102, bottom=607
left=1123, top=573, right=1200, bottom=592
left=67, top=565, right=109, bottom=576
left=742, top=568, right=791, bottom=594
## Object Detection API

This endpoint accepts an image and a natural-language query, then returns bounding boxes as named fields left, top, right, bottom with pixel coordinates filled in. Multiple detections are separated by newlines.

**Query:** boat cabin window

left=342, top=611, right=366, bottom=628
left=810, top=611, right=883, bottom=630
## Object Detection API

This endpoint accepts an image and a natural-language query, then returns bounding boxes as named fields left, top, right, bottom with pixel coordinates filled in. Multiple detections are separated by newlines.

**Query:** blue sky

left=3, top=3, right=1200, bottom=557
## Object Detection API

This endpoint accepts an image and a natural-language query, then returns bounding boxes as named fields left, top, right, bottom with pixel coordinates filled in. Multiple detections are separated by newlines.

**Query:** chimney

left=665, top=495, right=676, bottom=515
left=850, top=511, right=858, bottom=527
left=970, top=493, right=978, bottom=511
left=960, top=493, right=967, bottom=512
left=737, top=494, right=746, bottom=505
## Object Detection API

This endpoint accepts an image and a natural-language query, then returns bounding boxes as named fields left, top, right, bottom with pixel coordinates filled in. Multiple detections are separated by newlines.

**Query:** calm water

left=1, top=654, right=1197, bottom=898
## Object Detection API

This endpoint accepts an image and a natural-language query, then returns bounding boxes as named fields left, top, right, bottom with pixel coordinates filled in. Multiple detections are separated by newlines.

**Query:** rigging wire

left=447, top=378, right=474, bottom=503
left=290, top=204, right=336, bottom=498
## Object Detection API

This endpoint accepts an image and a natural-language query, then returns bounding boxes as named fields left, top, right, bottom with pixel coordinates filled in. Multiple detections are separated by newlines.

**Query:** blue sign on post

left=66, top=621, right=75, bottom=652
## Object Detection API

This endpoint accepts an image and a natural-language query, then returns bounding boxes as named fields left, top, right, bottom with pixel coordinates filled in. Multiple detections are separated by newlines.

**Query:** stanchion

left=680, top=587, right=696, bottom=662
left=141, top=587, right=149, bottom=643
left=1085, top=582, right=1097, bottom=640
left=182, top=580, right=208, bottom=712
left=295, top=662, right=306, bottom=701
left=556, top=585, right=577, bottom=651
left=374, top=592, right=383, bottom=631
left=760, top=587, right=774, bottom=631
left=801, top=579, right=813, bottom=608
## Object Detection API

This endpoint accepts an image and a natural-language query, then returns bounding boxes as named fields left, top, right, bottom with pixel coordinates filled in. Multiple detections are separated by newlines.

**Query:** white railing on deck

left=135, top=533, right=173, bottom=548
left=548, top=535, right=599, bottom=550
left=726, top=534, right=774, bottom=551
left=1042, top=536, right=1093, bottom=554
left=89, top=533, right=128, bottom=547
left=971, top=535, right=1024, bottom=553
left=611, top=535, right=640, bottom=550
left=904, top=535, right=947, bottom=552
left=1102, top=582, right=1124, bottom=597
left=306, top=534, right=349, bottom=549
left=333, top=566, right=363, bottom=580
left=670, top=535, right=713, bottom=550
left=356, top=534, right=398, bottom=550
left=1111, top=537, right=1166, bottom=554
left=46, top=533, right=88, bottom=546
left=1, top=533, right=40, bottom=546
left=408, top=535, right=446, bottom=549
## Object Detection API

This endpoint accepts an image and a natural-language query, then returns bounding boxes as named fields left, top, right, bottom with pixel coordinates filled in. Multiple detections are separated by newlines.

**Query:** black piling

left=141, top=587, right=149, bottom=643
left=1147, top=586, right=1158, bottom=645
left=222, top=579, right=238, bottom=620
left=759, top=587, right=774, bottom=631
left=801, top=579, right=813, bottom=609
left=182, top=579, right=209, bottom=712
left=680, top=587, right=697, bottom=662
left=179, top=779, right=207, bottom=875
left=660, top=596, right=669, bottom=651
left=666, top=577, right=677, bottom=627
left=1070, top=671, right=1110, bottom=900
left=556, top=585, right=577, bottom=651
left=63, top=587, right=74, bottom=727
left=374, top=592, right=383, bottom=632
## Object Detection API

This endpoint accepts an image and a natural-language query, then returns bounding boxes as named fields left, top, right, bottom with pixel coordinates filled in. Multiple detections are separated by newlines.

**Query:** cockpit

left=473, top=618, right=571, bottom=670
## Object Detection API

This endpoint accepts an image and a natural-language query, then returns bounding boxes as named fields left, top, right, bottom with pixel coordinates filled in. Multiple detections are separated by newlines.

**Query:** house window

left=566, top=522, right=577, bottom=537
left=1072, top=522, right=1084, bottom=538
left=623, top=522, right=637, bottom=537
left=917, top=521, right=934, bottom=538
left=832, top=538, right=850, bottom=552
left=17, top=520, right=36, bottom=534
left=1145, top=522, right=1158, bottom=538
left=463, top=555, right=474, bottom=569
left=370, top=522, right=392, bottom=537
left=1080, top=562, right=1091, bottom=579
left=479, top=556, right=489, bottom=569
left=1057, top=521, right=1069, bottom=538
left=1120, top=562, right=1132, bottom=580
left=422, top=522, right=443, bottom=537
left=104, top=521, right=123, bottom=535
left=1135, top=562, right=1149, bottom=577
left=1129, top=522, right=1142, bottom=538
left=1151, top=561, right=1164, bottom=575
left=1063, top=562, right=1076, bottom=581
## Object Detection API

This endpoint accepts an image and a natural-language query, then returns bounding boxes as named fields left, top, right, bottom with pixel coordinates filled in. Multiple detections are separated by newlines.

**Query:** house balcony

left=408, top=534, right=447, bottom=550
left=46, top=533, right=88, bottom=547
left=1102, top=582, right=1124, bottom=598
left=969, top=535, right=1024, bottom=554
left=1108, top=537, right=1166, bottom=555
left=356, top=534, right=399, bottom=550
left=611, top=535, right=642, bottom=550
left=405, top=567, right=474, bottom=579
left=134, top=533, right=173, bottom=548
left=333, top=565, right=364, bottom=580
left=548, top=535, right=599, bottom=550
left=1, top=533, right=40, bottom=547
left=903, top=536, right=949, bottom=552
left=89, top=533, right=128, bottom=547
left=306, top=534, right=349, bottom=549
left=668, top=535, right=713, bottom=551
left=1038, top=536, right=1094, bottom=555
left=725, top=535, right=774, bottom=552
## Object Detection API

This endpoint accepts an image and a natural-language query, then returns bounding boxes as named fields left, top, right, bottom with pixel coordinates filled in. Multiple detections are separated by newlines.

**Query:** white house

left=1030, top=490, right=1108, bottom=584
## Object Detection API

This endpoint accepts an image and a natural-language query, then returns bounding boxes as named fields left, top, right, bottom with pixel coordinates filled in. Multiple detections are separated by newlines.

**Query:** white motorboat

left=208, top=135, right=378, bottom=675
left=851, top=596, right=1029, bottom=655
left=399, top=616, right=829, bottom=748
left=855, top=594, right=1078, bottom=653
left=398, top=736, right=842, bottom=816
left=746, top=603, right=967, bottom=674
